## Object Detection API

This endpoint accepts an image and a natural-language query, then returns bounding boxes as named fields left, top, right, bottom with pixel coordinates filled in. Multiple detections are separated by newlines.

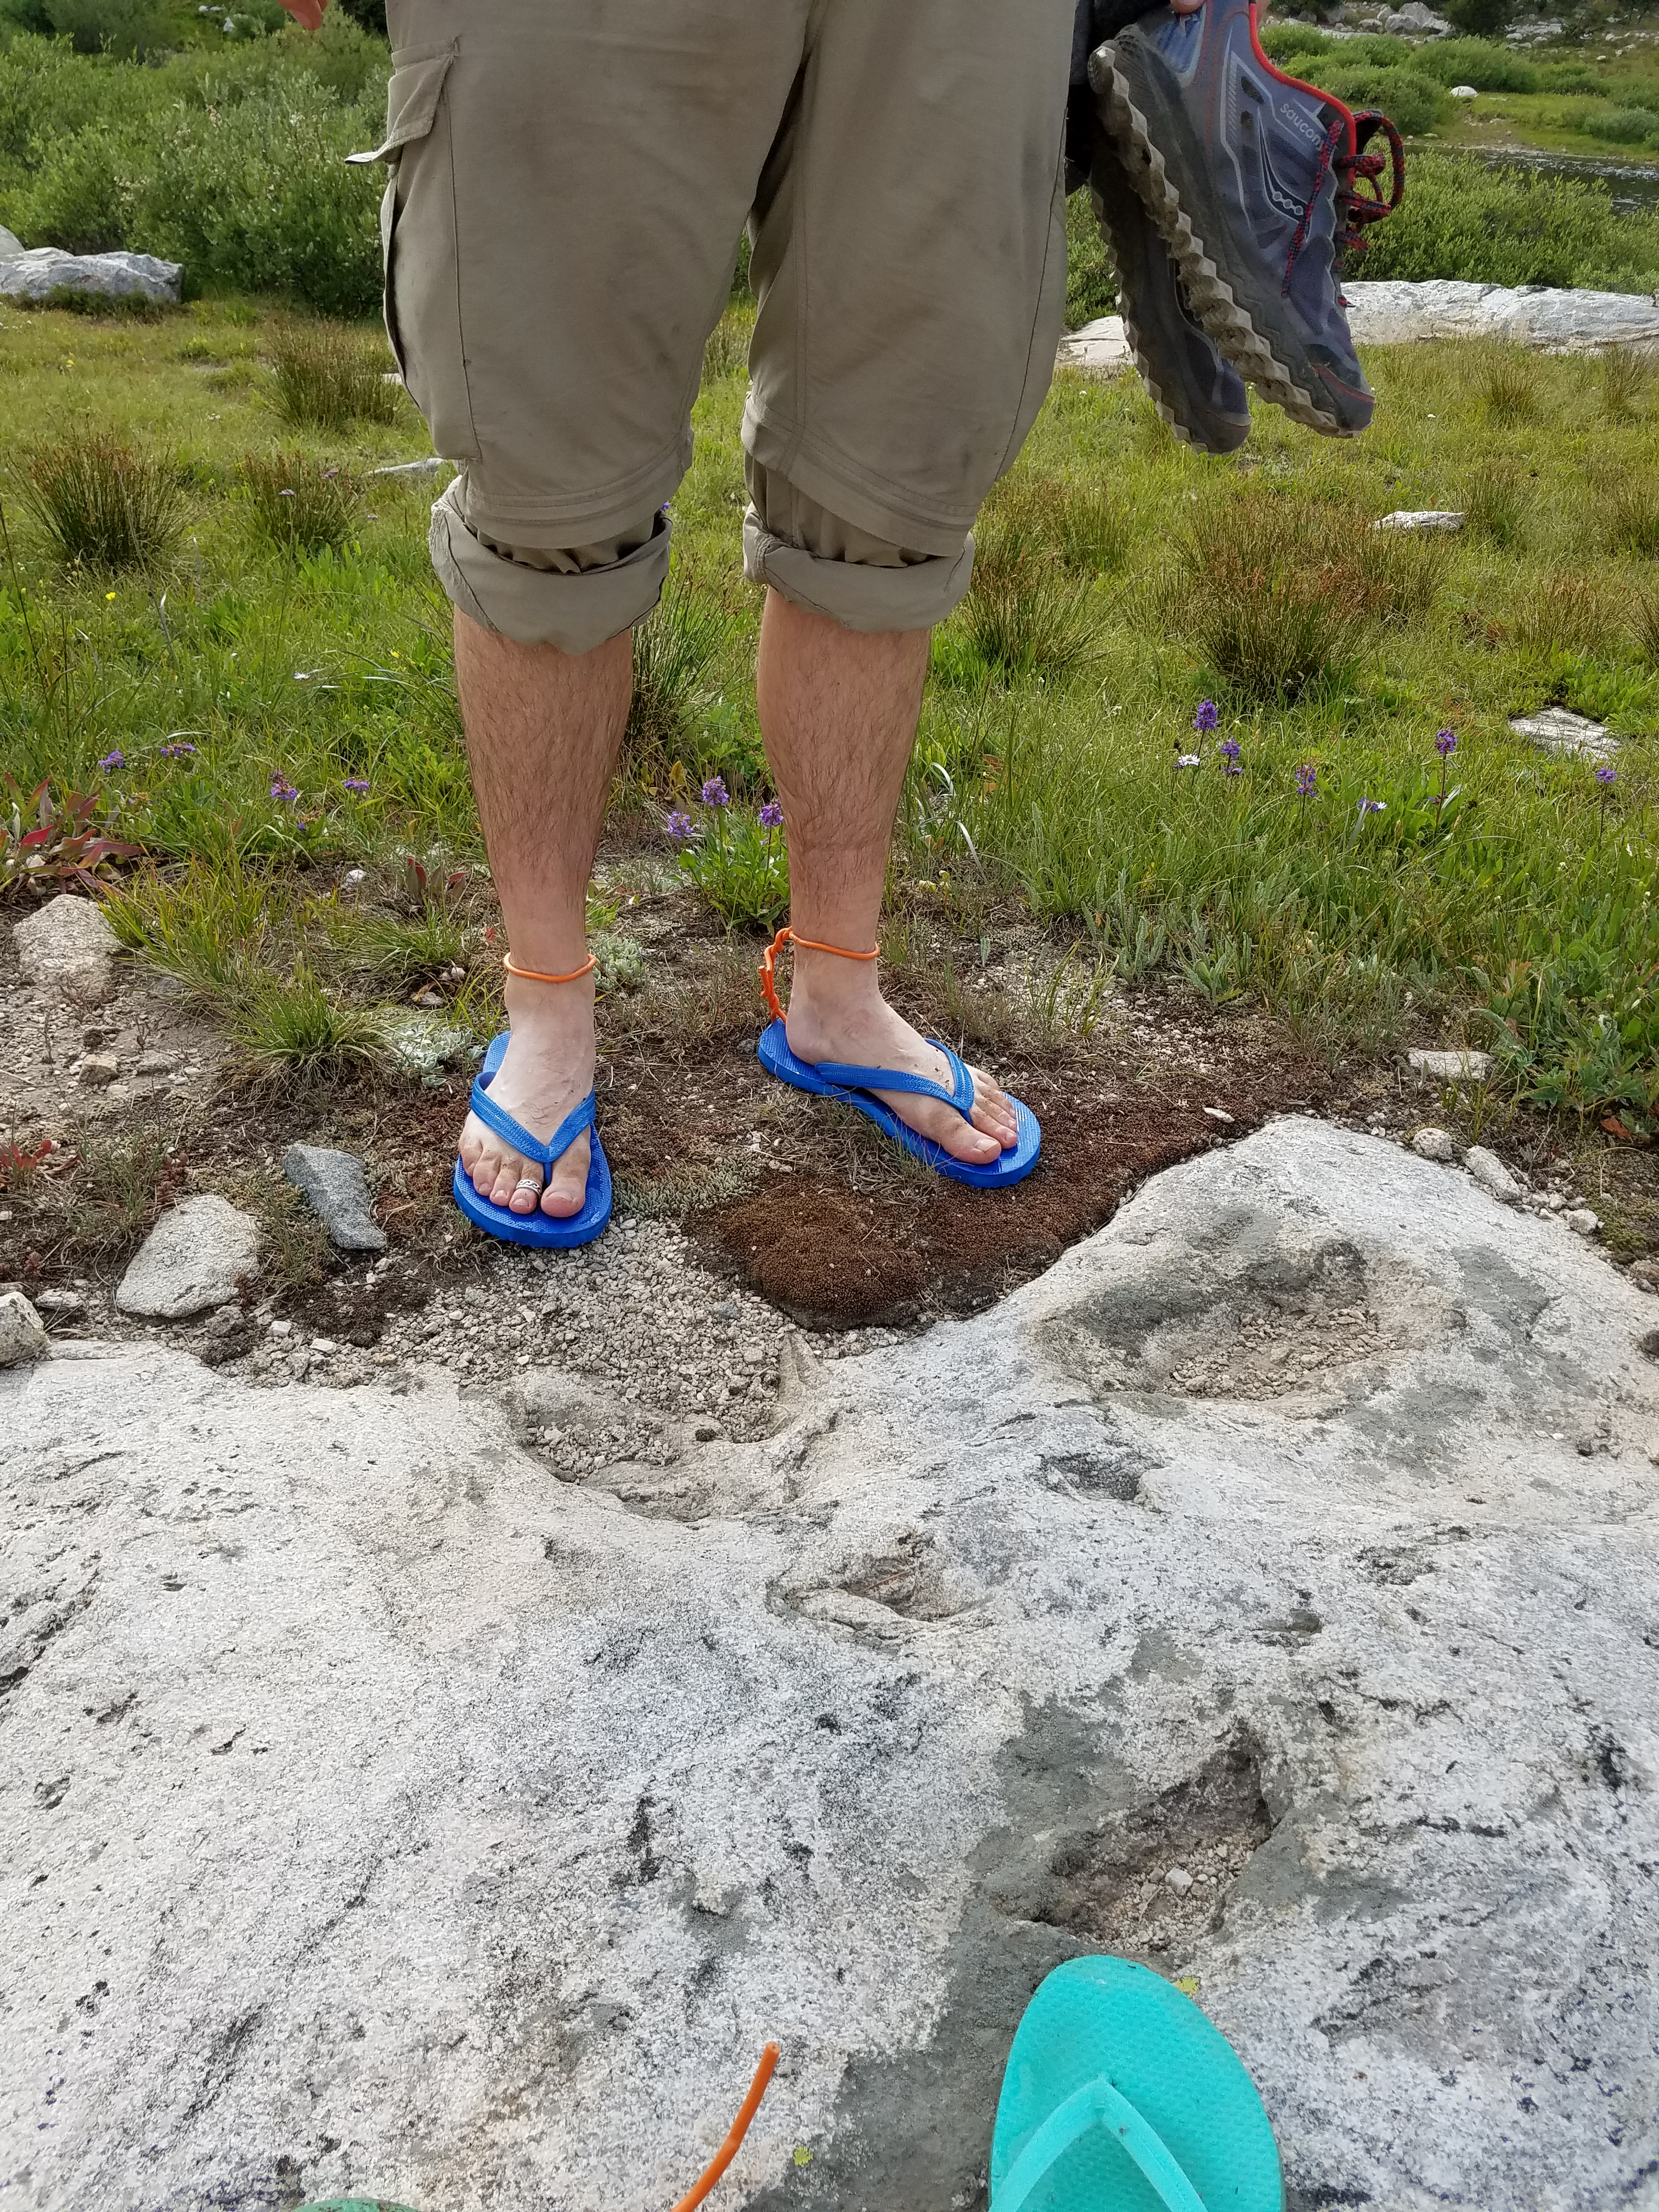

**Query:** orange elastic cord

left=758, top=925, right=879, bottom=1024
left=669, top=2042, right=781, bottom=2212
left=502, top=952, right=597, bottom=986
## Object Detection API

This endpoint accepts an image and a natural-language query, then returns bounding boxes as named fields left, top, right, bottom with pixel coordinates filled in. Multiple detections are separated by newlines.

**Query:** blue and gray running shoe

left=1089, top=0, right=1403, bottom=437
left=1067, top=0, right=1250, bottom=453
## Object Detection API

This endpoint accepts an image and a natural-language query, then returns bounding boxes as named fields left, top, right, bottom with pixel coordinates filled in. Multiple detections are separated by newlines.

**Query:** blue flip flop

left=991, top=1957, right=1283, bottom=2212
left=451, top=1031, right=612, bottom=1249
left=758, top=1019, right=1040, bottom=1189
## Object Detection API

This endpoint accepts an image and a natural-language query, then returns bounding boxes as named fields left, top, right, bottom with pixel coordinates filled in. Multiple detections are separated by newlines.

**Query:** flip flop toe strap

left=812, top=1040, right=976, bottom=1118
left=467, top=1081, right=596, bottom=1172
left=994, top=2076, right=1206, bottom=2212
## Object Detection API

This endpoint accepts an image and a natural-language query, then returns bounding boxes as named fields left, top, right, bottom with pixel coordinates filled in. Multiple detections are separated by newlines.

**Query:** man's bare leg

left=454, top=611, right=633, bottom=1218
left=757, top=591, right=1018, bottom=1166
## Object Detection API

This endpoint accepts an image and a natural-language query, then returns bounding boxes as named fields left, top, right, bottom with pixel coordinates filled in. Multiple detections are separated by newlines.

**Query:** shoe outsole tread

left=1091, top=45, right=1355, bottom=440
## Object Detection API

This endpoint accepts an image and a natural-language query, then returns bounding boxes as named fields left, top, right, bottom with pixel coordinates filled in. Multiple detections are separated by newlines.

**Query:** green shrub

left=1418, top=37, right=1539, bottom=92
left=241, top=450, right=361, bottom=556
left=1442, top=0, right=1513, bottom=39
left=1181, top=494, right=1370, bottom=704
left=1314, top=61, right=1447, bottom=139
left=270, top=317, right=400, bottom=428
left=40, top=0, right=170, bottom=55
left=1257, top=20, right=1334, bottom=60
left=1357, top=150, right=1659, bottom=291
left=3, top=31, right=388, bottom=312
left=1537, top=61, right=1612, bottom=96
left=1585, top=108, right=1659, bottom=146
left=19, top=432, right=185, bottom=569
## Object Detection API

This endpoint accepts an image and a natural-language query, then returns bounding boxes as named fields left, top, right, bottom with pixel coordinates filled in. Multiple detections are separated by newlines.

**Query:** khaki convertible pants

left=361, top=0, right=1076, bottom=650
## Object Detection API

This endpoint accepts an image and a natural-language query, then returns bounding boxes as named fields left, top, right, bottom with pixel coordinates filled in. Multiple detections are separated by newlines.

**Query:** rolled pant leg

left=741, top=0, right=1076, bottom=634
left=376, top=0, right=809, bottom=648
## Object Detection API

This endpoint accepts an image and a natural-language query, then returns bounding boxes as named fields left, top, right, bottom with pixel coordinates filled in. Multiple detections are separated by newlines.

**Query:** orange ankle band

left=503, top=952, right=597, bottom=986
left=758, top=924, right=879, bottom=1024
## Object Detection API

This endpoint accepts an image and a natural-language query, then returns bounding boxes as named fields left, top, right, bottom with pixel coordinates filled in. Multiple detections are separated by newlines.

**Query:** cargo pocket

left=347, top=43, right=477, bottom=462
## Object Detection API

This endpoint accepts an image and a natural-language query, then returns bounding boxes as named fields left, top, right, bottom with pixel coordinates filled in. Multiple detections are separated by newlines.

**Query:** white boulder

left=1509, top=706, right=1617, bottom=762
left=1057, top=315, right=1132, bottom=374
left=1345, top=279, right=1659, bottom=353
left=0, top=246, right=183, bottom=307
left=2, top=1121, right=1656, bottom=2209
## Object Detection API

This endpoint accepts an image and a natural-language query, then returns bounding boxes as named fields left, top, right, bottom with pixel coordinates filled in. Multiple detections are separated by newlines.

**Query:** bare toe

left=541, top=1132, right=590, bottom=1218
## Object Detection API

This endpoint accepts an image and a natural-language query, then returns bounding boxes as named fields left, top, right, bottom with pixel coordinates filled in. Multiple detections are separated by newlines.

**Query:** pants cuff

left=741, top=513, right=974, bottom=634
left=429, top=479, right=670, bottom=652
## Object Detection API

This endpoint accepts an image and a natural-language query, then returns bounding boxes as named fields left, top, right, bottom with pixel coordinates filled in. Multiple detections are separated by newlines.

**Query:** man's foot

left=1088, top=135, right=1251, bottom=454
left=1088, top=0, right=1402, bottom=438
left=456, top=985, right=595, bottom=1218
left=783, top=995, right=1019, bottom=1169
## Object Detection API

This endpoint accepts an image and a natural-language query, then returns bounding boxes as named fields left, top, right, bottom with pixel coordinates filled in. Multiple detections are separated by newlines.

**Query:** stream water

left=1477, top=144, right=1659, bottom=215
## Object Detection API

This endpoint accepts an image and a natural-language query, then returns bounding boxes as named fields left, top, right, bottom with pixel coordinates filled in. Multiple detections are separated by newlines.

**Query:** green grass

left=1, top=298, right=1656, bottom=1126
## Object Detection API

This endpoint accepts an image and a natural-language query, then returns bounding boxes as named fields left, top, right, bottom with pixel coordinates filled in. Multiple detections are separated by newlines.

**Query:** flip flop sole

left=992, top=1956, right=1282, bottom=2212
left=758, top=1020, right=1040, bottom=1189
left=451, top=1033, right=613, bottom=1249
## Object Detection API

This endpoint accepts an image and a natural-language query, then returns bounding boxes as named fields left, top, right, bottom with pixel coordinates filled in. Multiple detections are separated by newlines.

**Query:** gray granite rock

left=1345, top=278, right=1659, bottom=353
left=284, top=1144, right=386, bottom=1254
left=0, top=224, right=22, bottom=259
left=0, top=246, right=182, bottom=305
left=11, top=893, right=121, bottom=1006
left=3, top=1121, right=1656, bottom=2211
left=1464, top=1143, right=1523, bottom=1203
left=114, top=1194, right=259, bottom=1319
left=1409, top=1125, right=1457, bottom=1162
left=0, top=1289, right=48, bottom=1367
left=1408, top=1048, right=1493, bottom=1084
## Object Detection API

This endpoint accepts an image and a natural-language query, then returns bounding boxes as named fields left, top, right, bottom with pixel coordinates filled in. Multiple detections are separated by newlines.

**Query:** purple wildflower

left=98, top=749, right=125, bottom=770
left=1218, top=738, right=1242, bottom=765
left=159, top=742, right=199, bottom=759
left=270, top=776, right=300, bottom=804
left=1295, top=763, right=1318, bottom=799
left=343, top=777, right=371, bottom=794
left=1193, top=699, right=1220, bottom=733
left=758, top=799, right=784, bottom=830
left=278, top=488, right=296, bottom=499
left=665, top=810, right=694, bottom=841
left=1223, top=758, right=1244, bottom=780
left=700, top=776, right=730, bottom=808
left=1596, top=765, right=1617, bottom=787
left=1357, top=796, right=1387, bottom=822
left=1435, top=728, right=1457, bottom=759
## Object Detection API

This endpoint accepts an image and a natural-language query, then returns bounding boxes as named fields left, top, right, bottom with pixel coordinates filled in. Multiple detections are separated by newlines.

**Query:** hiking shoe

left=1088, top=0, right=1403, bottom=437
left=1088, top=140, right=1251, bottom=453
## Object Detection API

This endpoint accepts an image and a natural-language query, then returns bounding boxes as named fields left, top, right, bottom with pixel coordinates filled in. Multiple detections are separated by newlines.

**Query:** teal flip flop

left=991, top=1957, right=1283, bottom=2212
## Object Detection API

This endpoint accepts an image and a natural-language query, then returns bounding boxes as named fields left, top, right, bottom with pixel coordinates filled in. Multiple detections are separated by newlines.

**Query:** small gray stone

left=12, top=894, right=121, bottom=1006
left=1411, top=1126, right=1457, bottom=1163
left=283, top=1144, right=386, bottom=1254
left=1375, top=510, right=1464, bottom=532
left=116, top=1196, right=259, bottom=1320
left=1450, top=82, right=1479, bottom=96
left=0, top=1289, right=49, bottom=1367
left=1509, top=707, right=1617, bottom=763
left=1464, top=1146, right=1523, bottom=1204
left=1564, top=1210, right=1601, bottom=1237
left=1408, top=1048, right=1494, bottom=1085
left=78, top=1054, right=119, bottom=1088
